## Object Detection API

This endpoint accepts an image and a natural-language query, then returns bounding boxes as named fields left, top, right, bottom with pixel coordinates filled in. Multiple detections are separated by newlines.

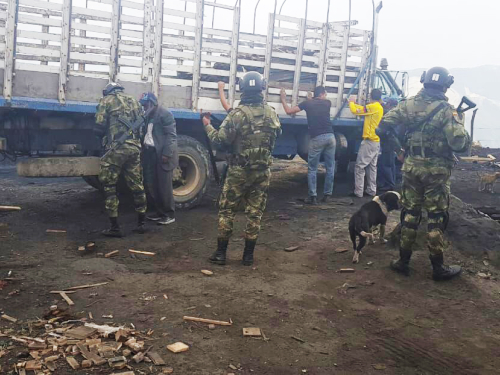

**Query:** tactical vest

left=231, top=104, right=280, bottom=169
left=404, top=98, right=457, bottom=161
left=106, top=93, right=142, bottom=144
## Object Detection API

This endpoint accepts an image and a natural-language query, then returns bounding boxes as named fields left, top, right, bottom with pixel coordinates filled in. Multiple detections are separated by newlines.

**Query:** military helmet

left=103, top=82, right=124, bottom=96
left=239, top=71, right=267, bottom=93
left=139, top=92, right=158, bottom=106
left=420, top=67, right=454, bottom=91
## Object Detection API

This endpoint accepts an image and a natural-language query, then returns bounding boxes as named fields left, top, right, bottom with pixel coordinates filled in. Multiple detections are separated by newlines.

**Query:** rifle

left=457, top=96, right=477, bottom=114
left=101, top=107, right=154, bottom=159
left=200, top=111, right=221, bottom=185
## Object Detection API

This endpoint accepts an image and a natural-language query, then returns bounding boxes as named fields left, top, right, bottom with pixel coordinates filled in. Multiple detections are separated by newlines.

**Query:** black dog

left=348, top=191, right=401, bottom=264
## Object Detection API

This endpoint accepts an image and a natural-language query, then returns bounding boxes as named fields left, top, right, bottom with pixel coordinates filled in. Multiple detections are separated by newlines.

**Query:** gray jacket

left=144, top=106, right=178, bottom=171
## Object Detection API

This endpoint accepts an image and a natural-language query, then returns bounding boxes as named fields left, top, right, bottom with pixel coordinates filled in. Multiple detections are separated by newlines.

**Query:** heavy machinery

left=0, top=0, right=406, bottom=208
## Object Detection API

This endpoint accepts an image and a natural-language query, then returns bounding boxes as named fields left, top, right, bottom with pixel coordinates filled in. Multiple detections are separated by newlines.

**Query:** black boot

left=133, top=213, right=146, bottom=234
left=209, top=238, right=228, bottom=265
left=430, top=253, right=462, bottom=281
left=242, top=239, right=257, bottom=266
left=304, top=196, right=318, bottom=205
left=390, top=247, right=412, bottom=276
left=102, top=217, right=123, bottom=238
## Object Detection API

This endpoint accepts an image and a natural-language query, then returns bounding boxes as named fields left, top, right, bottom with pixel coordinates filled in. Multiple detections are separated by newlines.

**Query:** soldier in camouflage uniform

left=202, top=72, right=282, bottom=266
left=379, top=67, right=470, bottom=281
left=95, top=83, right=147, bottom=237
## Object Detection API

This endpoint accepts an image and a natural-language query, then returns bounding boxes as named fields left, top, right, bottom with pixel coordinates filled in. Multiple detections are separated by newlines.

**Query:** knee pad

left=427, top=211, right=449, bottom=232
left=401, top=208, right=422, bottom=230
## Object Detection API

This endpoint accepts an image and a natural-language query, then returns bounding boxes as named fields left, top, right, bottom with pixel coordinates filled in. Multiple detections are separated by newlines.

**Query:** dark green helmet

left=420, top=67, right=454, bottom=91
left=239, top=71, right=267, bottom=93
left=103, top=82, right=124, bottom=96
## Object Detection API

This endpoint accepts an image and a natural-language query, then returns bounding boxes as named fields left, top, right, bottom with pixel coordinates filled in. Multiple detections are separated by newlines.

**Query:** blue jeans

left=307, top=133, right=336, bottom=197
left=377, top=148, right=396, bottom=191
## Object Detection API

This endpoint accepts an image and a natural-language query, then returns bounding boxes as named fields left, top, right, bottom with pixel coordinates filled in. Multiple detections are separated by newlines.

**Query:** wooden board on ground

left=77, top=343, right=107, bottom=365
left=148, top=351, right=166, bottom=365
left=167, top=342, right=189, bottom=353
left=66, top=326, right=97, bottom=339
left=243, top=327, right=262, bottom=337
left=128, top=249, right=155, bottom=256
left=59, top=291, right=75, bottom=306
left=64, top=282, right=109, bottom=291
left=183, top=316, right=232, bottom=326
left=0, top=205, right=21, bottom=212
left=105, top=250, right=120, bottom=258
left=66, top=356, right=80, bottom=370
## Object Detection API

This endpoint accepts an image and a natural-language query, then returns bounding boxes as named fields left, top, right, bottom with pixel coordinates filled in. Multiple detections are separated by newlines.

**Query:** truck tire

left=173, top=135, right=211, bottom=209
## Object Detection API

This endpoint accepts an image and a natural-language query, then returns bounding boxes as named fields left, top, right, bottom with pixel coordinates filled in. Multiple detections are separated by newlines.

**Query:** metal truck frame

left=0, top=0, right=404, bottom=208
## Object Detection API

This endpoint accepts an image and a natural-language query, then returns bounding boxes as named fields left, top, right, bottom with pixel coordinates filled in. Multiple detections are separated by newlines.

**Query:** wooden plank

left=105, top=250, right=120, bottom=258
left=118, top=57, right=142, bottom=67
left=0, top=205, right=21, bottom=211
left=119, top=28, right=142, bottom=39
left=336, top=26, right=350, bottom=110
left=162, top=49, right=193, bottom=60
left=71, top=51, right=110, bottom=64
left=17, top=14, right=60, bottom=27
left=148, top=351, right=166, bottom=365
left=274, top=26, right=299, bottom=36
left=72, top=21, right=111, bottom=34
left=357, top=30, right=370, bottom=103
left=228, top=4, right=240, bottom=106
left=109, top=0, right=120, bottom=80
left=59, top=291, right=75, bottom=306
left=152, top=0, right=163, bottom=97
left=59, top=0, right=72, bottom=103
left=273, top=38, right=297, bottom=48
left=238, top=46, right=265, bottom=56
left=163, top=7, right=195, bottom=19
left=66, top=326, right=97, bottom=339
left=19, top=0, right=62, bottom=11
left=72, top=5, right=112, bottom=21
left=163, top=21, right=195, bottom=33
left=72, top=36, right=110, bottom=49
left=141, top=0, right=153, bottom=80
left=239, top=32, right=266, bottom=43
left=64, top=282, right=109, bottom=291
left=159, top=77, right=192, bottom=87
left=203, top=27, right=231, bottom=38
left=76, top=343, right=107, bottom=365
left=191, top=0, right=203, bottom=110
left=120, top=14, right=143, bottom=25
left=163, top=35, right=194, bottom=48
left=2, top=0, right=16, bottom=101
left=128, top=249, right=155, bottom=256
left=17, top=29, right=60, bottom=42
left=292, top=19, right=307, bottom=107
left=15, top=62, right=60, bottom=73
left=182, top=316, right=232, bottom=326
left=162, top=64, right=193, bottom=73
left=121, top=0, right=143, bottom=10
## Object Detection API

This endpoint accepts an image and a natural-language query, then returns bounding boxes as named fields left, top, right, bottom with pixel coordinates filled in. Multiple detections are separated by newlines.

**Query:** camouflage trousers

left=400, top=165, right=451, bottom=256
left=218, top=166, right=271, bottom=241
left=99, top=143, right=147, bottom=218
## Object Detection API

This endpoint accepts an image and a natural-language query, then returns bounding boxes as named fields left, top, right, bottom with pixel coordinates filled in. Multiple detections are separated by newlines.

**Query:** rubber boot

left=242, top=239, right=257, bottom=266
left=132, top=213, right=146, bottom=234
left=209, top=238, right=228, bottom=265
left=390, top=247, right=412, bottom=276
left=430, top=253, right=462, bottom=281
left=102, top=217, right=123, bottom=238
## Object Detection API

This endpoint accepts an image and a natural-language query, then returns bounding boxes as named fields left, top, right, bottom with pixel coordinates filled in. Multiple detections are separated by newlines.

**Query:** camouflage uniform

left=381, top=88, right=470, bottom=256
left=95, top=92, right=147, bottom=218
left=205, top=104, right=282, bottom=241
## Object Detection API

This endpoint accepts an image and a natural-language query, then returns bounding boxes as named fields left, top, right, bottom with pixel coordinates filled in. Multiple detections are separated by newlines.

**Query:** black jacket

left=144, top=106, right=178, bottom=171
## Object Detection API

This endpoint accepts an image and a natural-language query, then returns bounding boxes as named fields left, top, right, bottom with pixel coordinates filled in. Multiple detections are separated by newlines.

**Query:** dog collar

left=372, top=196, right=389, bottom=216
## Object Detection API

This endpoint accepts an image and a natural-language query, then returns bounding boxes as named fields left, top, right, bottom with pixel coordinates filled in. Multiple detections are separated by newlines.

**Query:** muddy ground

left=1, top=155, right=500, bottom=375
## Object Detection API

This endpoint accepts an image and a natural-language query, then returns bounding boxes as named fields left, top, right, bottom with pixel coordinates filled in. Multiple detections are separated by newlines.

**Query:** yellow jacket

left=349, top=101, right=384, bottom=142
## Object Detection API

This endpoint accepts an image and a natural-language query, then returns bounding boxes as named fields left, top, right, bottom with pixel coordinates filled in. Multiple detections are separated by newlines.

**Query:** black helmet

left=103, top=82, right=124, bottom=96
left=239, top=71, right=267, bottom=93
left=139, top=92, right=158, bottom=106
left=420, top=67, right=454, bottom=91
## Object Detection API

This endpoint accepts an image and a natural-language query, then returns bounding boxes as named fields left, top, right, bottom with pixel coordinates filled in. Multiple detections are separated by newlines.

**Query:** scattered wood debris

left=46, top=229, right=66, bottom=233
left=64, top=282, right=109, bottom=291
left=183, top=316, right=232, bottom=326
left=284, top=246, right=299, bottom=252
left=201, top=270, right=213, bottom=276
left=128, top=249, right=155, bottom=256
left=291, top=336, right=306, bottom=343
left=167, top=342, right=189, bottom=353
left=148, top=351, right=165, bottom=365
left=66, top=326, right=97, bottom=339
left=78, top=246, right=86, bottom=252
left=243, top=328, right=262, bottom=337
left=105, top=250, right=120, bottom=258
left=335, top=248, right=348, bottom=253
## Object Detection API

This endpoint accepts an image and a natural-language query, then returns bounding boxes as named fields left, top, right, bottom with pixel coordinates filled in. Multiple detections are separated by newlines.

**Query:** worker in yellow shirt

left=348, top=89, right=384, bottom=197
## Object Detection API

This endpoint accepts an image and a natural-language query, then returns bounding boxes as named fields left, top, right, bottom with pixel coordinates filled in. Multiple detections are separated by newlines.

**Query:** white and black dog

left=348, top=191, right=401, bottom=264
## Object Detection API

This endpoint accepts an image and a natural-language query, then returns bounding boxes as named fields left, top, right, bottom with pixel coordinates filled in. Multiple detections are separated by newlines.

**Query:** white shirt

left=144, top=122, right=155, bottom=147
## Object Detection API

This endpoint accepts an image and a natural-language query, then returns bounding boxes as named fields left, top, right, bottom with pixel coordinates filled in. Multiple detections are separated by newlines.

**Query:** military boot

left=102, top=217, right=123, bottom=238
left=390, top=247, right=412, bottom=276
left=132, top=213, right=146, bottom=234
left=430, top=253, right=462, bottom=281
left=242, top=239, right=257, bottom=266
left=209, top=238, right=229, bottom=265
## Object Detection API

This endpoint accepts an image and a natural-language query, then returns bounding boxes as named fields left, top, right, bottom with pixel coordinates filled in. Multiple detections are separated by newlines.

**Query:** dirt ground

left=1, top=155, right=500, bottom=375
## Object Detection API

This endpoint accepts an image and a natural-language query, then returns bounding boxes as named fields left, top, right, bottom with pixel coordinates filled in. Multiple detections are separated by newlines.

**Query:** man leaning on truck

left=280, top=86, right=336, bottom=205
left=94, top=83, right=148, bottom=237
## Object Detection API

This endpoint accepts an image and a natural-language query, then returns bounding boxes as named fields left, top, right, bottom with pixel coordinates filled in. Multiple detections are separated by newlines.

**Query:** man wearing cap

left=139, top=92, right=178, bottom=225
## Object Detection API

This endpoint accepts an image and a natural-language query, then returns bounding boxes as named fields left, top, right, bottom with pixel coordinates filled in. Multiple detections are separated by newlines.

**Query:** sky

left=212, top=0, right=500, bottom=72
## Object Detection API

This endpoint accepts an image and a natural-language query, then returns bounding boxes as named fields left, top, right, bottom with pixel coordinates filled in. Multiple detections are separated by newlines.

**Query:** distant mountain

left=406, top=65, right=500, bottom=148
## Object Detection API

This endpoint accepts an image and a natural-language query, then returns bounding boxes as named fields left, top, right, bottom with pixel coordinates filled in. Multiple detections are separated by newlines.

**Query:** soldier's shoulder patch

left=452, top=110, right=461, bottom=121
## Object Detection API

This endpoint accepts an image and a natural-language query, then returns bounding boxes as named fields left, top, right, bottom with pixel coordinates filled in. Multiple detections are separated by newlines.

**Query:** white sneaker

left=157, top=217, right=175, bottom=225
